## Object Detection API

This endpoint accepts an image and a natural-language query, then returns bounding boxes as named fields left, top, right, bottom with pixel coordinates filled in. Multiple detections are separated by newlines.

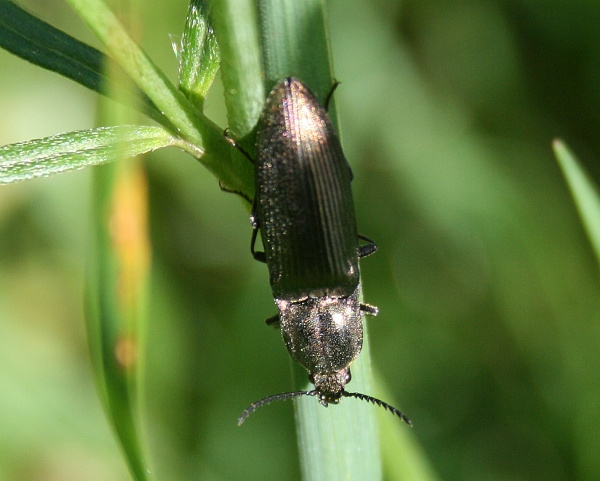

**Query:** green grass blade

left=0, top=1, right=103, bottom=91
left=553, top=139, right=600, bottom=266
left=85, top=32, right=154, bottom=479
left=86, top=159, right=152, bottom=481
left=211, top=0, right=264, bottom=141
left=210, top=6, right=391, bottom=478
left=178, top=0, right=221, bottom=109
left=1, top=0, right=253, bottom=197
left=0, top=0, right=165, bottom=123
left=0, top=125, right=178, bottom=184
left=258, top=0, right=334, bottom=103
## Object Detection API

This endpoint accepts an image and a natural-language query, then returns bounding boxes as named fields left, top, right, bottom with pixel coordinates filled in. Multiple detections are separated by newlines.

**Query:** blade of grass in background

left=374, top=372, right=440, bottom=481
left=553, top=139, right=600, bottom=267
left=84, top=5, right=152, bottom=480
left=86, top=156, right=151, bottom=481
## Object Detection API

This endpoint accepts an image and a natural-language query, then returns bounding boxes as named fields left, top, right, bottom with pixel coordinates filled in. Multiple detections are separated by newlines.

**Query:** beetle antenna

left=342, top=391, right=413, bottom=426
left=238, top=390, right=318, bottom=425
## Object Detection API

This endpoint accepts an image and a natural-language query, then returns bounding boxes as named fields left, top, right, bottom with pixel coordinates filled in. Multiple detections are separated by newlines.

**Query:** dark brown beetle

left=233, top=78, right=410, bottom=426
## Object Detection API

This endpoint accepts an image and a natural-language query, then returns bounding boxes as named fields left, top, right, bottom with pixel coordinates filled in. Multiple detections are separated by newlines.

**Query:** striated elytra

left=232, top=77, right=410, bottom=426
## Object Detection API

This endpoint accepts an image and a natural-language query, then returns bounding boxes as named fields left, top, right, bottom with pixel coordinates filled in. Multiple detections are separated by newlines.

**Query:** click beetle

left=230, top=77, right=410, bottom=426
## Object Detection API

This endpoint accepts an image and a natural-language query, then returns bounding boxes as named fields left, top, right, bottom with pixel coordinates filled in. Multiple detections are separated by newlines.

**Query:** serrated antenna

left=342, top=391, right=412, bottom=426
left=237, top=390, right=318, bottom=425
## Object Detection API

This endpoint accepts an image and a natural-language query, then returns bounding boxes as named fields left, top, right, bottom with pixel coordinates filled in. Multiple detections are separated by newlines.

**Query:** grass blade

left=258, top=0, right=334, bottom=102
left=178, top=0, right=221, bottom=109
left=86, top=159, right=152, bottom=481
left=0, top=125, right=178, bottom=184
left=84, top=12, right=153, bottom=477
left=553, top=139, right=600, bottom=266
left=210, top=0, right=264, bottom=141
left=0, top=1, right=165, bottom=123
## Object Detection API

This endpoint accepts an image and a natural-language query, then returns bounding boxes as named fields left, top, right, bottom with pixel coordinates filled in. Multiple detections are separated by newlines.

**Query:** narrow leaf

left=179, top=0, right=221, bottom=108
left=0, top=1, right=165, bottom=123
left=0, top=125, right=178, bottom=184
left=86, top=160, right=152, bottom=481
left=553, top=139, right=600, bottom=266
left=257, top=0, right=334, bottom=103
left=210, top=0, right=264, bottom=139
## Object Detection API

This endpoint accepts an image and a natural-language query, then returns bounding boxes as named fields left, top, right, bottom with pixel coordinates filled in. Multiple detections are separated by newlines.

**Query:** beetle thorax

left=275, top=284, right=363, bottom=380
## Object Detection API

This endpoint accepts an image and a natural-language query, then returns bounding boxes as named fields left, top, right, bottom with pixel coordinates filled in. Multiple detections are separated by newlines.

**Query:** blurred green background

left=1, top=0, right=600, bottom=480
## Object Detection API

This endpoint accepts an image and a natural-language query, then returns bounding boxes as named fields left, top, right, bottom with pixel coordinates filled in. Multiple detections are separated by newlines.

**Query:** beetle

left=230, top=77, right=410, bottom=426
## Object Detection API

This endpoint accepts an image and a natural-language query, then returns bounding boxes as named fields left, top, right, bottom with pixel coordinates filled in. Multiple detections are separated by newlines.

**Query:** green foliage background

left=1, top=1, right=600, bottom=480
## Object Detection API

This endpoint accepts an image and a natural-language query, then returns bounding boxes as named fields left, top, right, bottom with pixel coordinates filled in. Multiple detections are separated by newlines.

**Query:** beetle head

left=237, top=367, right=412, bottom=427
left=309, top=368, right=351, bottom=406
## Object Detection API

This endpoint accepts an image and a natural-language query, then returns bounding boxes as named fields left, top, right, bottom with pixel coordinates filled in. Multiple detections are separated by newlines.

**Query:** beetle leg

left=357, top=234, right=377, bottom=258
left=218, top=180, right=252, bottom=203
left=360, top=303, right=379, bottom=316
left=221, top=129, right=255, bottom=202
left=250, top=225, right=267, bottom=263
left=249, top=195, right=268, bottom=263
left=224, top=128, right=255, bottom=164
left=265, top=313, right=280, bottom=327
